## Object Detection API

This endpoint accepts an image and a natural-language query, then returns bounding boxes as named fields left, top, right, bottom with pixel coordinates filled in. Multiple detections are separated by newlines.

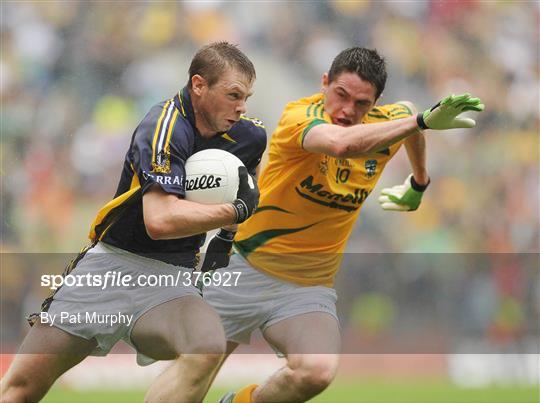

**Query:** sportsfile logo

left=185, top=175, right=223, bottom=191
left=295, top=175, right=370, bottom=212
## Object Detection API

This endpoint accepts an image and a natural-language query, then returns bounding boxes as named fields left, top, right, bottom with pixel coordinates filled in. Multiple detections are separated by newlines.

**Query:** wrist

left=410, top=175, right=430, bottom=192
left=230, top=199, right=249, bottom=223
left=416, top=112, right=428, bottom=130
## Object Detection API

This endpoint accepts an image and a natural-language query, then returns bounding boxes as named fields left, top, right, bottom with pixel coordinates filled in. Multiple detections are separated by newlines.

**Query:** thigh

left=130, top=295, right=225, bottom=360
left=203, top=255, right=273, bottom=345
left=262, top=312, right=341, bottom=355
left=3, top=322, right=96, bottom=399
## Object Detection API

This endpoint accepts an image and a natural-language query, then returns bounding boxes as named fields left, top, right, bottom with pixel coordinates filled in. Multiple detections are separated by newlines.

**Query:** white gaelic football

left=184, top=149, right=244, bottom=204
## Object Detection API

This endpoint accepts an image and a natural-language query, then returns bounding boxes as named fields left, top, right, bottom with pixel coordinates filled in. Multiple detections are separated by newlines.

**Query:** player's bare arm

left=398, top=101, right=429, bottom=186
left=303, top=93, right=483, bottom=159
left=143, top=186, right=237, bottom=240
left=303, top=115, right=422, bottom=158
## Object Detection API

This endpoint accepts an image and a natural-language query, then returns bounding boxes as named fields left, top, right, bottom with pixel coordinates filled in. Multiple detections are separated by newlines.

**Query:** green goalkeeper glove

left=417, top=93, right=484, bottom=130
left=378, top=174, right=429, bottom=211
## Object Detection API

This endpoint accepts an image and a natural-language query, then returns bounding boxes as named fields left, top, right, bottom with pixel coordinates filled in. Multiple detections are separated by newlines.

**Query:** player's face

left=194, top=68, right=254, bottom=136
left=322, top=71, right=378, bottom=127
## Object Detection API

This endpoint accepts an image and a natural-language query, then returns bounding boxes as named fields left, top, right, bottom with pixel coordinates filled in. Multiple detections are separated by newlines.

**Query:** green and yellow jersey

left=234, top=93, right=412, bottom=286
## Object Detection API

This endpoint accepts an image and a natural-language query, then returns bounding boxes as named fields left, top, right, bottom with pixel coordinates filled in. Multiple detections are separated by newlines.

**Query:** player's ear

left=321, top=73, right=329, bottom=92
left=191, top=74, right=207, bottom=96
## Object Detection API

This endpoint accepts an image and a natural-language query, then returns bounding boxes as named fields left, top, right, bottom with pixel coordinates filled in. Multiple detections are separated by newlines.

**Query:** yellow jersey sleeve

left=270, top=93, right=330, bottom=158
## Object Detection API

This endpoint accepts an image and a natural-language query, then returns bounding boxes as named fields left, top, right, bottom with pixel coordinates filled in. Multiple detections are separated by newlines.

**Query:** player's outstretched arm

left=303, top=93, right=484, bottom=158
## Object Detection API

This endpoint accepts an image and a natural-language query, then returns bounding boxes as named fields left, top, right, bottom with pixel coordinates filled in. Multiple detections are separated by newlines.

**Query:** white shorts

left=203, top=253, right=339, bottom=345
left=45, top=242, right=200, bottom=365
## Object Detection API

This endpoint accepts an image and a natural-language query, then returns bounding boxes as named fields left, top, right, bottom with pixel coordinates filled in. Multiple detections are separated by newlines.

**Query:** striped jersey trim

left=152, top=100, right=178, bottom=173
left=301, top=118, right=327, bottom=148
left=240, top=115, right=265, bottom=128
left=306, top=101, right=324, bottom=119
left=177, top=91, right=187, bottom=117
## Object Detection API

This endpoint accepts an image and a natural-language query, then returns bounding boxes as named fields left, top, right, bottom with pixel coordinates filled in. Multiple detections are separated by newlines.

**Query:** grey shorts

left=203, top=253, right=339, bottom=345
left=45, top=242, right=200, bottom=365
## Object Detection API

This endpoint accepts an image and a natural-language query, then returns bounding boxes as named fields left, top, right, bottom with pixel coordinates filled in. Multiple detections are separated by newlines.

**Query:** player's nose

left=236, top=100, right=247, bottom=115
left=343, top=101, right=355, bottom=117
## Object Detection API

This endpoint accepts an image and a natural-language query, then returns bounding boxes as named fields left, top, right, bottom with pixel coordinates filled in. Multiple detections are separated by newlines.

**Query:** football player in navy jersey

left=1, top=42, right=266, bottom=403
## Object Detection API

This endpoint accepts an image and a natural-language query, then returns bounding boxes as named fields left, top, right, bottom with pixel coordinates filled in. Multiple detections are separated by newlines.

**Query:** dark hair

left=188, top=41, right=256, bottom=88
left=328, top=47, right=387, bottom=99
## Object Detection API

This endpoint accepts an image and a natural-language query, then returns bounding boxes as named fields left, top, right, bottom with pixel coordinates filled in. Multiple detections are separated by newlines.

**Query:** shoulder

left=134, top=99, right=195, bottom=155
left=137, top=99, right=191, bottom=135
left=231, top=115, right=267, bottom=147
left=365, top=102, right=415, bottom=123
left=282, top=93, right=324, bottom=120
left=274, top=93, right=327, bottom=135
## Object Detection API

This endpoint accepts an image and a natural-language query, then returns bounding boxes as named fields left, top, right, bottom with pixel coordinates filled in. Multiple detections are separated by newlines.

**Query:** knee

left=1, top=376, right=41, bottom=403
left=187, top=336, right=226, bottom=356
left=182, top=350, right=224, bottom=370
left=180, top=335, right=226, bottom=371
left=171, top=353, right=224, bottom=386
left=290, top=355, right=339, bottom=394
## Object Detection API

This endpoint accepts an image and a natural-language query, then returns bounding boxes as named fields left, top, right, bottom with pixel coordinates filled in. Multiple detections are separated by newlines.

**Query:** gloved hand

left=231, top=166, right=259, bottom=223
left=378, top=174, right=429, bottom=211
left=417, top=93, right=484, bottom=130
left=201, top=229, right=235, bottom=272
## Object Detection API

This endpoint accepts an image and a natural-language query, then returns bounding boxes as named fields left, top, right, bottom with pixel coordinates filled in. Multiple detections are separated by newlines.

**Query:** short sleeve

left=272, top=99, right=330, bottom=158
left=130, top=101, right=191, bottom=197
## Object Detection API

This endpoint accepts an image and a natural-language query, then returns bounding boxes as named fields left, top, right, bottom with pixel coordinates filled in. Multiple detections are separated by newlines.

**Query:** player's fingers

left=451, top=93, right=471, bottom=104
left=440, top=94, right=454, bottom=105
left=381, top=185, right=404, bottom=195
left=462, top=103, right=485, bottom=112
left=378, top=195, right=391, bottom=204
left=238, top=165, right=248, bottom=180
left=466, top=97, right=482, bottom=105
left=455, top=98, right=482, bottom=111
left=380, top=190, right=398, bottom=198
left=452, top=117, right=476, bottom=128
left=380, top=202, right=410, bottom=211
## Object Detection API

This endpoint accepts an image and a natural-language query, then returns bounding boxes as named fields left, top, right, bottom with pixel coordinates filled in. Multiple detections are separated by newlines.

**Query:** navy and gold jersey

left=89, top=87, right=267, bottom=267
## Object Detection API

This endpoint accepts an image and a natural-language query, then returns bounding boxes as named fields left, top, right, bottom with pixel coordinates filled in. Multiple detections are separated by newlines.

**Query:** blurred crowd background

left=1, top=0, right=539, bottom=378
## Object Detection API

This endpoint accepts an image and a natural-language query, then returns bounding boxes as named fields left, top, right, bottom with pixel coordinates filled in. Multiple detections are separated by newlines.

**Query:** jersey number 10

left=336, top=168, right=350, bottom=184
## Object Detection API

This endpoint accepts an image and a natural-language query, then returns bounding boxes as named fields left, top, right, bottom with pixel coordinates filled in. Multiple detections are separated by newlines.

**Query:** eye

left=228, top=93, right=240, bottom=100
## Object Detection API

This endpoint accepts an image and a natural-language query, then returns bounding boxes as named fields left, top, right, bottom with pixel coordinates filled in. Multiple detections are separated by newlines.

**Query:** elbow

left=145, top=217, right=167, bottom=240
left=332, top=143, right=353, bottom=158
left=331, top=137, right=369, bottom=158
left=144, top=213, right=179, bottom=240
left=326, top=134, right=352, bottom=158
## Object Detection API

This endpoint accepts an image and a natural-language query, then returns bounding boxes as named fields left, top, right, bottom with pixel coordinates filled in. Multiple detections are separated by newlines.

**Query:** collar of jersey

left=175, top=87, right=197, bottom=131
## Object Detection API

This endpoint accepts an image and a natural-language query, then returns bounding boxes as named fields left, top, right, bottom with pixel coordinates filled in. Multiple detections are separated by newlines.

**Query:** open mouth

left=336, top=118, right=352, bottom=126
left=227, top=119, right=237, bottom=126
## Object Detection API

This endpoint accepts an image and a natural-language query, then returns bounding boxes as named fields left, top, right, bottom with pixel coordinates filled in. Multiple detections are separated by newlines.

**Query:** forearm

left=144, top=191, right=237, bottom=240
left=163, top=201, right=237, bottom=239
left=404, top=132, right=429, bottom=185
left=340, top=116, right=422, bottom=157
left=306, top=116, right=423, bottom=158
